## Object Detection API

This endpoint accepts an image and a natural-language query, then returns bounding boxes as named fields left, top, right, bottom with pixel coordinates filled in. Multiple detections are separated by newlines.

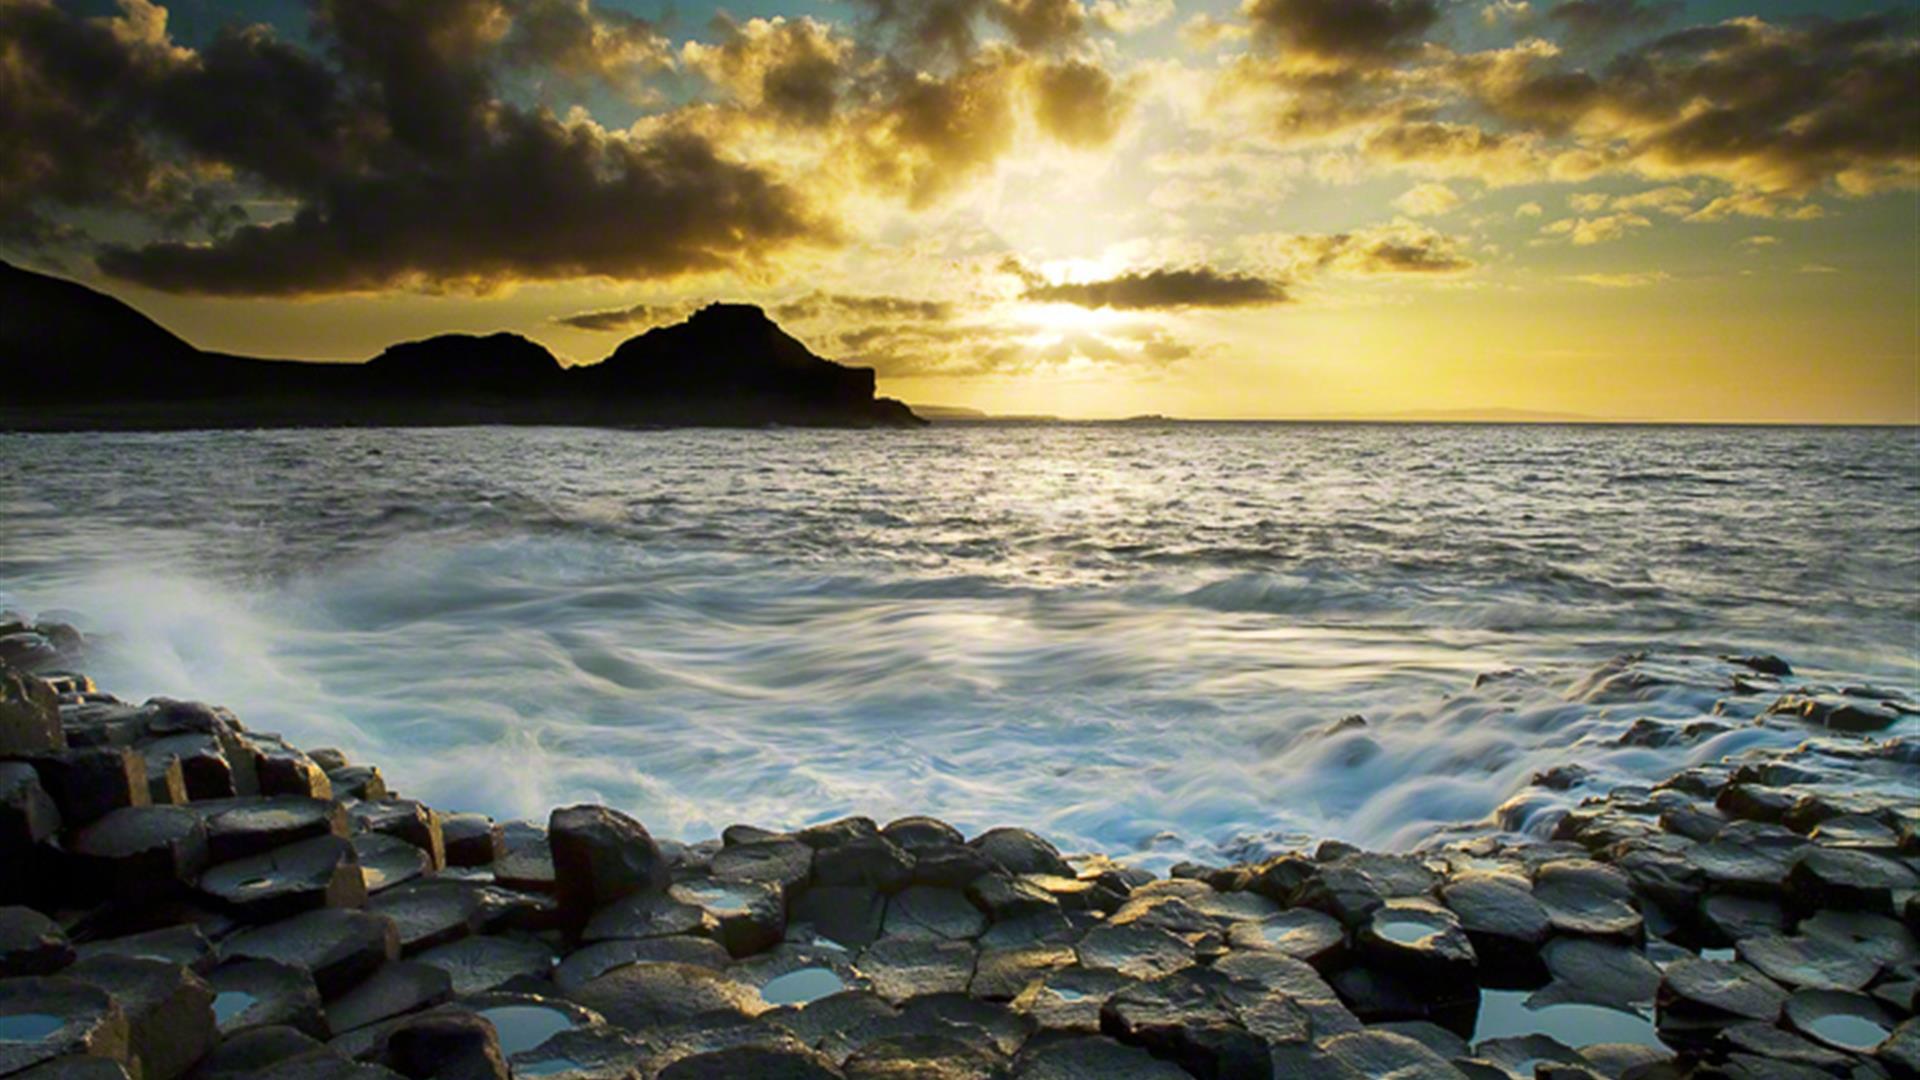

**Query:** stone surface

left=199, top=834, right=367, bottom=921
left=0, top=906, right=72, bottom=977
left=207, top=958, right=328, bottom=1037
left=0, top=976, right=131, bottom=1076
left=0, top=671, right=63, bottom=755
left=548, top=804, right=670, bottom=925
left=70, top=805, right=210, bottom=901
left=969, top=829, right=1073, bottom=878
left=324, top=961, right=453, bottom=1035
left=670, top=878, right=786, bottom=957
left=440, top=814, right=500, bottom=867
left=354, top=833, right=432, bottom=894
left=414, top=935, right=556, bottom=998
left=65, top=954, right=215, bottom=1080
left=200, top=796, right=347, bottom=863
left=565, top=961, right=765, bottom=1030
left=22, top=747, right=147, bottom=827
left=382, top=1011, right=509, bottom=1080
left=222, top=909, right=401, bottom=998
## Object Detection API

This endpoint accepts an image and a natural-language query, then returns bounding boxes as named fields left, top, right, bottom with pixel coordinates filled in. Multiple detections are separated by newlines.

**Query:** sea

left=2, top=423, right=1915, bottom=869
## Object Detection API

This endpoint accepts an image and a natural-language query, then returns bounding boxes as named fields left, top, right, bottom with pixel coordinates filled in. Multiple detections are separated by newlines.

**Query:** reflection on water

left=1, top=425, right=1914, bottom=864
left=760, top=967, right=846, bottom=1006
left=211, top=991, right=257, bottom=1025
left=478, top=1005, right=574, bottom=1056
left=0, top=1013, right=64, bottom=1042
left=1473, top=989, right=1665, bottom=1051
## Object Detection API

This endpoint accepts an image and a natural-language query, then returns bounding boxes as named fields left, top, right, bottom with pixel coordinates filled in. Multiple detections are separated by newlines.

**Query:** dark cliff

left=0, top=262, right=921, bottom=429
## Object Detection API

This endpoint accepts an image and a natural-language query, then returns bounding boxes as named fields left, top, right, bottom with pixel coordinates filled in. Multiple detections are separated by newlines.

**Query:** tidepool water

left=1, top=423, right=1914, bottom=867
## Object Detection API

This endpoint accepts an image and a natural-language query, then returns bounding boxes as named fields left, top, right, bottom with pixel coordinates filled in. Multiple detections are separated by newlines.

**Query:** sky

left=3, top=0, right=1916, bottom=421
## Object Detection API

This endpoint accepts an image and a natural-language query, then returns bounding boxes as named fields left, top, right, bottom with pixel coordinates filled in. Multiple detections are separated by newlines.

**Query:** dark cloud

left=98, top=119, right=831, bottom=295
left=1242, top=0, right=1439, bottom=69
left=1021, top=266, right=1289, bottom=308
left=1028, top=58, right=1130, bottom=146
left=1546, top=0, right=1681, bottom=45
left=773, top=291, right=955, bottom=322
left=552, top=300, right=692, bottom=331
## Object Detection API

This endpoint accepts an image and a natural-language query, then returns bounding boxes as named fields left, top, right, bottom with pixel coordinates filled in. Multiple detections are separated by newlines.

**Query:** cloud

left=553, top=300, right=693, bottom=332
left=1241, top=0, right=1440, bottom=71
left=1685, top=193, right=1825, bottom=223
left=1254, top=220, right=1478, bottom=275
left=772, top=291, right=956, bottom=322
left=1545, top=0, right=1681, bottom=45
left=1394, top=182, right=1463, bottom=216
left=1569, top=270, right=1669, bottom=287
left=1020, top=266, right=1290, bottom=308
left=1540, top=212, right=1651, bottom=244
left=1090, top=0, right=1172, bottom=35
left=682, top=16, right=851, bottom=127
left=1027, top=59, right=1132, bottom=146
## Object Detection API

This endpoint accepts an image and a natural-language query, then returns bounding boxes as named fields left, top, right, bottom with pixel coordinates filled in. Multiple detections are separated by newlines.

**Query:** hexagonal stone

left=70, top=805, right=209, bottom=902
left=22, top=748, right=148, bottom=827
left=910, top=845, right=998, bottom=890
left=712, top=839, right=814, bottom=900
left=1532, top=860, right=1642, bottom=939
left=553, top=936, right=732, bottom=992
left=657, top=1043, right=840, bottom=1079
left=381, top=1011, right=508, bottom=1080
left=1782, top=988, right=1897, bottom=1055
left=1528, top=937, right=1661, bottom=1012
left=1735, top=934, right=1880, bottom=992
left=0, top=762, right=60, bottom=849
left=1701, top=893, right=1790, bottom=945
left=0, top=976, right=131, bottom=1075
left=0, top=671, right=62, bottom=754
left=971, top=945, right=1077, bottom=1001
left=966, top=875, right=1061, bottom=924
left=548, top=805, right=669, bottom=927
left=969, top=829, right=1073, bottom=878
left=324, top=961, right=453, bottom=1036
left=1717, top=1020, right=1857, bottom=1075
left=353, top=833, right=430, bottom=894
left=207, top=959, right=326, bottom=1037
left=859, top=938, right=977, bottom=1002
left=882, top=816, right=964, bottom=851
left=326, top=766, right=385, bottom=802
left=0, top=906, right=72, bottom=977
left=506, top=1023, right=651, bottom=1079
left=65, top=955, right=215, bottom=1080
left=199, top=797, right=348, bottom=863
left=414, top=934, right=555, bottom=997
left=565, top=961, right=765, bottom=1030
left=1075, top=923, right=1192, bottom=981
left=1223, top=908, right=1346, bottom=971
left=1009, top=1033, right=1188, bottom=1079
left=1787, top=847, right=1917, bottom=915
left=1355, top=900, right=1475, bottom=979
left=493, top=822, right=556, bottom=894
left=441, top=813, right=501, bottom=867
left=670, top=878, right=785, bottom=958
left=1010, top=965, right=1140, bottom=1035
left=75, top=925, right=213, bottom=973
left=813, top=835, right=913, bottom=894
left=221, top=909, right=400, bottom=998
left=582, top=888, right=710, bottom=943
left=136, top=734, right=235, bottom=801
left=1657, top=958, right=1789, bottom=1048
left=1097, top=968, right=1272, bottom=1078
left=349, top=800, right=445, bottom=872
left=843, top=1033, right=1000, bottom=1078
left=247, top=737, right=332, bottom=800
left=884, top=886, right=987, bottom=942
left=791, top=885, right=887, bottom=951
left=199, top=834, right=367, bottom=921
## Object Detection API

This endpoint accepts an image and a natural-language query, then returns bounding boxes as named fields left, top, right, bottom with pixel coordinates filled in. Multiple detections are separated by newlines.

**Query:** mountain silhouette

left=0, top=261, right=920, bottom=429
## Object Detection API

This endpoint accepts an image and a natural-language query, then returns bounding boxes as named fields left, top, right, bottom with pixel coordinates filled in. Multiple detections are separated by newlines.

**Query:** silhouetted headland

left=0, top=261, right=921, bottom=430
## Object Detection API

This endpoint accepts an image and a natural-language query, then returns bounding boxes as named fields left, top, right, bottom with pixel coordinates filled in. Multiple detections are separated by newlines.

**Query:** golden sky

left=5, top=0, right=1917, bottom=421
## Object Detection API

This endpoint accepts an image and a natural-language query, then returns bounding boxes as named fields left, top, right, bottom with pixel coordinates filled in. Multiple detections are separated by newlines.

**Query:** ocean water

left=1, top=423, right=1915, bottom=867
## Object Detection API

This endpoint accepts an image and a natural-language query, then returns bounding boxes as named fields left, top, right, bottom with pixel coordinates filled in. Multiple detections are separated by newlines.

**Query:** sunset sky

left=4, top=0, right=1915, bottom=421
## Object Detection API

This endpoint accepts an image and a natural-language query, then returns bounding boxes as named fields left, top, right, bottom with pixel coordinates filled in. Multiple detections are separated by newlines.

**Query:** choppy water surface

left=1, top=424, right=1915, bottom=866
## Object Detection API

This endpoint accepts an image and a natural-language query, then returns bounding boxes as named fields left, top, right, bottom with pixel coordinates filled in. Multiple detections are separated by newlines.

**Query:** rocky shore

left=0, top=618, right=1915, bottom=1080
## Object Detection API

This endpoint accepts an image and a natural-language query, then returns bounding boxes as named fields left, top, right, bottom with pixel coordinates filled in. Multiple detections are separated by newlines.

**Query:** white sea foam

left=2, top=424, right=1914, bottom=868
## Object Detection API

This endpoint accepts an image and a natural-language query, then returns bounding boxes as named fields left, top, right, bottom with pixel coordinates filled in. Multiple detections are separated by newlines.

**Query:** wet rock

left=882, top=816, right=964, bottom=851
left=1786, top=846, right=1918, bottom=915
left=249, top=737, right=333, bottom=800
left=553, top=936, right=730, bottom=991
left=1320, top=1030, right=1465, bottom=1080
left=1614, top=845, right=1705, bottom=915
left=971, top=945, right=1077, bottom=1001
left=711, top=838, right=814, bottom=901
left=199, top=834, right=367, bottom=921
left=1326, top=963, right=1476, bottom=1036
left=670, top=878, right=786, bottom=957
left=911, top=845, right=999, bottom=891
left=65, top=954, right=215, bottom=1080
left=367, top=881, right=489, bottom=956
left=22, top=747, right=147, bottom=827
left=492, top=822, right=555, bottom=894
left=1009, top=1033, right=1192, bottom=1078
left=657, top=1043, right=841, bottom=1079
left=884, top=886, right=987, bottom=942
left=1736, top=933, right=1880, bottom=991
left=413, top=935, right=555, bottom=997
left=200, top=796, right=348, bottom=863
left=1717, top=1021, right=1858, bottom=1075
left=222, top=909, right=400, bottom=998
left=207, top=958, right=327, bottom=1037
left=190, top=1025, right=328, bottom=1079
left=813, top=835, right=914, bottom=894
left=1097, top=968, right=1274, bottom=1079
left=566, top=961, right=764, bottom=1029
left=1010, top=965, right=1138, bottom=1034
left=1357, top=900, right=1476, bottom=979
left=439, top=814, right=499, bottom=868
left=1531, top=936, right=1661, bottom=1011
left=325, top=961, right=453, bottom=1036
left=354, top=833, right=431, bottom=894
left=791, top=885, right=887, bottom=949
left=969, top=829, right=1073, bottom=878
left=327, top=766, right=385, bottom=802
left=0, top=976, right=131, bottom=1075
left=137, top=734, right=234, bottom=802
left=0, top=670, right=63, bottom=754
left=1765, top=694, right=1900, bottom=733
left=1730, top=655, right=1793, bottom=677
left=1782, top=988, right=1896, bottom=1055
left=1717, top=784, right=1800, bottom=826
left=1881, top=1017, right=1919, bottom=1077
left=382, top=1011, right=509, bottom=1080
left=0, top=906, right=72, bottom=977
left=581, top=888, right=710, bottom=943
left=1533, top=764, right=1593, bottom=791
left=1701, top=893, right=1791, bottom=944
left=1657, top=958, right=1789, bottom=1049
left=842, top=1033, right=1003, bottom=1079
left=74, top=925, right=211, bottom=976
left=70, top=805, right=209, bottom=901
left=350, top=801, right=445, bottom=873
left=548, top=805, right=669, bottom=927
left=503, top=1023, right=649, bottom=1079
left=1075, top=923, right=1192, bottom=981
left=1532, top=859, right=1643, bottom=939
left=1224, top=907, right=1347, bottom=971
left=965, top=875, right=1061, bottom=924
left=1807, top=814, right=1900, bottom=851
left=0, top=761, right=59, bottom=850
left=859, top=938, right=977, bottom=1002
left=1438, top=872, right=1548, bottom=981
